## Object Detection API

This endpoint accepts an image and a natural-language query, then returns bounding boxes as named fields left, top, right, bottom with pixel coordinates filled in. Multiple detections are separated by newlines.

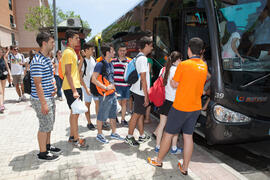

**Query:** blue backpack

left=124, top=54, right=144, bottom=84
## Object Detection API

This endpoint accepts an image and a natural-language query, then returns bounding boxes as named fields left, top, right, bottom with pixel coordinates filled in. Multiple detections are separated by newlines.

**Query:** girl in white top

left=153, top=51, right=183, bottom=154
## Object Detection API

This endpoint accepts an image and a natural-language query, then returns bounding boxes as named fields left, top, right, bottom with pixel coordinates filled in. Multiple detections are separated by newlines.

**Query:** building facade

left=0, top=0, right=49, bottom=54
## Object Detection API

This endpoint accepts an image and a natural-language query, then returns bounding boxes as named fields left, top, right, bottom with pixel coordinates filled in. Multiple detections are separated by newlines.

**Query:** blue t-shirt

left=94, top=60, right=114, bottom=83
left=30, top=53, right=55, bottom=99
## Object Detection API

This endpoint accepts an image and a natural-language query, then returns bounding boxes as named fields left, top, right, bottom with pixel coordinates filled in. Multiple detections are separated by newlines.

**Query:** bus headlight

left=213, top=105, right=251, bottom=123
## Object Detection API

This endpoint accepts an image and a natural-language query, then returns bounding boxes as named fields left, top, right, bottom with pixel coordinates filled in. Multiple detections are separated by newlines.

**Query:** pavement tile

left=0, top=88, right=248, bottom=180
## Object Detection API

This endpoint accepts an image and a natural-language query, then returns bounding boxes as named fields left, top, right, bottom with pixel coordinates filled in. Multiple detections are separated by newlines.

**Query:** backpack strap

left=83, top=59, right=87, bottom=77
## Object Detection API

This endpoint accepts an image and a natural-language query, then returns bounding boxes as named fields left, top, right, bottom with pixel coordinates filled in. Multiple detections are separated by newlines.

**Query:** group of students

left=0, top=45, right=33, bottom=113
left=28, top=29, right=208, bottom=175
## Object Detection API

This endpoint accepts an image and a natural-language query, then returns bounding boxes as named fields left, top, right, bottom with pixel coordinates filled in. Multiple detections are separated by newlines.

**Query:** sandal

left=147, top=157, right=163, bottom=167
left=178, top=162, right=188, bottom=176
left=178, top=162, right=188, bottom=175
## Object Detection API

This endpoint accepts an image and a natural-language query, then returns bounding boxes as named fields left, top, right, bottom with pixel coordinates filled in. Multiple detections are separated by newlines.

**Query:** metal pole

left=53, top=0, right=58, bottom=54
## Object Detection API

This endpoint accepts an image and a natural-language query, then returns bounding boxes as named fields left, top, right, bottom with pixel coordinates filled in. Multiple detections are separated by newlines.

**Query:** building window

left=10, top=15, right=14, bottom=27
left=11, top=33, right=15, bottom=45
left=9, top=0, right=12, bottom=10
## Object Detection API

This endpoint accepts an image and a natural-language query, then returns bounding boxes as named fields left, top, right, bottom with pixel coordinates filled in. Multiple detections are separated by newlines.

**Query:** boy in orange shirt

left=148, top=37, right=208, bottom=175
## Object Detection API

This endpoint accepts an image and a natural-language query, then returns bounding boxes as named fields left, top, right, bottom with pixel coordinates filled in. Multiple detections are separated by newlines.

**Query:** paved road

left=0, top=87, right=247, bottom=180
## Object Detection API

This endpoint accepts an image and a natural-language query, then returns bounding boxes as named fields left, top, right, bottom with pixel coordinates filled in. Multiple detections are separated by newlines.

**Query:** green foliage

left=24, top=6, right=90, bottom=37
left=24, top=6, right=53, bottom=31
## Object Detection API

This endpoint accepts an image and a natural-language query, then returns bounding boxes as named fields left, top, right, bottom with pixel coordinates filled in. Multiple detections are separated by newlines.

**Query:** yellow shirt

left=61, top=47, right=81, bottom=90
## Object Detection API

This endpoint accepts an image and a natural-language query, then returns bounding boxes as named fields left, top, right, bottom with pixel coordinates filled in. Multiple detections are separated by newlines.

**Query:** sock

left=172, top=146, right=177, bottom=151
left=139, top=134, right=146, bottom=138
left=46, top=144, right=51, bottom=150
left=127, top=134, right=133, bottom=138
left=156, top=145, right=160, bottom=149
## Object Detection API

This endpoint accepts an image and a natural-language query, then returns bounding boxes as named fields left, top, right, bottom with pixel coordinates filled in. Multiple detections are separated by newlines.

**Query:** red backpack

left=149, top=67, right=166, bottom=107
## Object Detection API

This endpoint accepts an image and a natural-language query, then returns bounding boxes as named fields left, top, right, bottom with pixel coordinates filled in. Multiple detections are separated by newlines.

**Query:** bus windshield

left=216, top=0, right=270, bottom=72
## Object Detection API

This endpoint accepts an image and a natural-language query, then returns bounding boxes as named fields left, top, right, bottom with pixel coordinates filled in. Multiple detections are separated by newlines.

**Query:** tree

left=24, top=6, right=53, bottom=31
left=24, top=6, right=90, bottom=37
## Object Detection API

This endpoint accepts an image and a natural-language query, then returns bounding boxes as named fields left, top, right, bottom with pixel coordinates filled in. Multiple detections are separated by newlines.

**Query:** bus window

left=216, top=0, right=270, bottom=72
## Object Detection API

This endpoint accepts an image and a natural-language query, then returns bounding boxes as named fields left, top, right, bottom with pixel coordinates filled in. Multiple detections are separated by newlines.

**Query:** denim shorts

left=115, top=86, right=130, bottom=100
left=165, top=107, right=200, bottom=135
left=97, top=94, right=117, bottom=122
left=82, top=86, right=99, bottom=103
left=30, top=97, right=56, bottom=132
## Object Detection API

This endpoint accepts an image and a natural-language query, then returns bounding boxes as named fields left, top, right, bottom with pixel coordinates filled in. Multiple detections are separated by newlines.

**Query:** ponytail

left=163, top=51, right=183, bottom=86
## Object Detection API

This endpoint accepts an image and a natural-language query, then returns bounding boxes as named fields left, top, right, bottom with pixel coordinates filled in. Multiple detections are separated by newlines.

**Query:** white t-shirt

left=159, top=66, right=177, bottom=102
left=9, top=53, right=25, bottom=75
left=81, top=56, right=96, bottom=88
left=130, top=52, right=150, bottom=96
left=222, top=32, right=241, bottom=58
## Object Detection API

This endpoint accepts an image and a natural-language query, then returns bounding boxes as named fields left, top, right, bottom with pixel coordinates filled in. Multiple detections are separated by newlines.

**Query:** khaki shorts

left=12, top=75, right=24, bottom=85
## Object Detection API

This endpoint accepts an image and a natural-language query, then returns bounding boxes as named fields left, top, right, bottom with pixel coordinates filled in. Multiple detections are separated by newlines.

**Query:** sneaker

left=73, top=139, right=89, bottom=149
left=121, top=120, right=129, bottom=127
left=170, top=147, right=183, bottom=155
left=102, top=122, right=110, bottom=131
left=21, top=95, right=26, bottom=101
left=147, top=157, right=163, bottom=167
left=58, top=97, right=63, bottom=101
left=18, top=97, right=22, bottom=102
left=37, top=152, right=60, bottom=161
left=87, top=123, right=96, bottom=130
left=47, top=145, right=62, bottom=155
left=0, top=105, right=4, bottom=114
left=96, top=134, right=109, bottom=144
left=68, top=136, right=74, bottom=143
left=138, top=134, right=151, bottom=144
left=125, top=136, right=140, bottom=147
left=154, top=146, right=160, bottom=153
left=111, top=133, right=124, bottom=140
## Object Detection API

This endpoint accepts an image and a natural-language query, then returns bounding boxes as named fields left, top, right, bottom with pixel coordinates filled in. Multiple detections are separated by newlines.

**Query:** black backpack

left=90, top=60, right=108, bottom=96
left=23, top=71, right=31, bottom=94
left=23, top=58, right=33, bottom=94
left=82, top=59, right=87, bottom=77
left=0, top=58, right=8, bottom=78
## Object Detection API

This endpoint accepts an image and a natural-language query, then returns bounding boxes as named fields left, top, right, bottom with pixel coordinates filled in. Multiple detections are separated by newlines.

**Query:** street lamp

left=53, top=0, right=58, bottom=54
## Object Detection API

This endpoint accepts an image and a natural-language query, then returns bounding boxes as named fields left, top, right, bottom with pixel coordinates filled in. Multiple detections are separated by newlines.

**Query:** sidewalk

left=0, top=87, right=247, bottom=180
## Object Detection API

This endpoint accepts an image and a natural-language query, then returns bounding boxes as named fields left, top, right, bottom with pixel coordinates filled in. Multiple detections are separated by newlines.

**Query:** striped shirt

left=111, top=57, right=130, bottom=87
left=30, top=53, right=55, bottom=99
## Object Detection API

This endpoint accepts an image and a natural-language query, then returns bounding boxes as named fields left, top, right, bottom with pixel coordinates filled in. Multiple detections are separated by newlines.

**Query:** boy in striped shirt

left=111, top=43, right=131, bottom=126
left=30, top=32, right=62, bottom=161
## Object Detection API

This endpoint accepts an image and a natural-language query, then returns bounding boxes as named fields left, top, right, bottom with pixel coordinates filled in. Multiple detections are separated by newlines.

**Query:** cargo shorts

left=30, top=97, right=56, bottom=132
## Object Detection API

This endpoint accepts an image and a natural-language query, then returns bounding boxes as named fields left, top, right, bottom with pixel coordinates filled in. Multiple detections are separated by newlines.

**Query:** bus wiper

left=240, top=73, right=270, bottom=88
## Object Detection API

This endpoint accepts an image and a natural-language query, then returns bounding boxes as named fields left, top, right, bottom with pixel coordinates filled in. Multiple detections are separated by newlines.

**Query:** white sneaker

left=22, top=95, right=26, bottom=101
left=18, top=97, right=22, bottom=102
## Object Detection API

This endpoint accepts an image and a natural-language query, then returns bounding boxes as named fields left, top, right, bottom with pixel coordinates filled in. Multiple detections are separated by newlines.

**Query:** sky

left=48, top=0, right=142, bottom=40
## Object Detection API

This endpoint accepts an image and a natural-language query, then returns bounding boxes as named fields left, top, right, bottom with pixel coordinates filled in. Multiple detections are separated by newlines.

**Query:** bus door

left=153, top=16, right=174, bottom=81
left=181, top=8, right=212, bottom=124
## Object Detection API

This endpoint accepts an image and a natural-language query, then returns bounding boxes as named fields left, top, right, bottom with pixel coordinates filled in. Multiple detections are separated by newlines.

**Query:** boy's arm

left=65, top=64, right=79, bottom=98
left=140, top=72, right=149, bottom=107
left=79, top=59, right=90, bottom=95
left=33, top=77, right=48, bottom=115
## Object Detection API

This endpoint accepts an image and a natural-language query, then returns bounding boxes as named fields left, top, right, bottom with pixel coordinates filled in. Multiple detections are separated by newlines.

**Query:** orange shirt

left=172, top=58, right=207, bottom=112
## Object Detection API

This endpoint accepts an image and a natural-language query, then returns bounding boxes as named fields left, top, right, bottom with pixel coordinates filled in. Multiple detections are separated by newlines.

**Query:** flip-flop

left=178, top=162, right=188, bottom=175
left=147, top=157, right=163, bottom=167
